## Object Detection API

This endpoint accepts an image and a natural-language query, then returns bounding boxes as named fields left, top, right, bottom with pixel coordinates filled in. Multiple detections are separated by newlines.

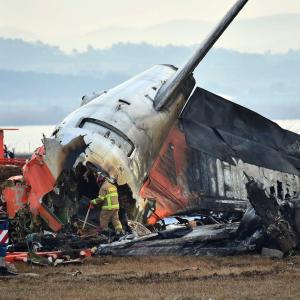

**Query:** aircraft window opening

left=277, top=181, right=283, bottom=200
left=78, top=118, right=134, bottom=157
left=52, top=128, right=60, bottom=137
left=119, top=99, right=130, bottom=105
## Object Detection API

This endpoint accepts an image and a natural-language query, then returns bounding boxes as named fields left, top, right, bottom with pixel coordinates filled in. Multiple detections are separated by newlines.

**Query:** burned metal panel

left=142, top=124, right=300, bottom=223
left=97, top=223, right=241, bottom=256
left=181, top=87, right=300, bottom=175
left=186, top=150, right=210, bottom=195
left=142, top=87, right=300, bottom=223
left=183, top=139, right=300, bottom=212
left=140, top=127, right=191, bottom=223
left=157, top=143, right=177, bottom=186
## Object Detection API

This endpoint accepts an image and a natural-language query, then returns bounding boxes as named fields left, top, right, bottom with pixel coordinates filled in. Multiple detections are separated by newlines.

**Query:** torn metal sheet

left=96, top=223, right=256, bottom=256
left=43, top=135, right=87, bottom=181
left=182, top=88, right=300, bottom=174
left=246, top=179, right=298, bottom=253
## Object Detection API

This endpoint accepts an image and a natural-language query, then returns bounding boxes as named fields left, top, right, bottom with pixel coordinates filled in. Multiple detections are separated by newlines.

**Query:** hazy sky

left=1, top=0, right=300, bottom=51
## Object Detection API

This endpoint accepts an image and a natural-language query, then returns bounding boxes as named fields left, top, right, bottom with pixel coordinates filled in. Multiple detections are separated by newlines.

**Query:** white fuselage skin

left=52, top=65, right=192, bottom=203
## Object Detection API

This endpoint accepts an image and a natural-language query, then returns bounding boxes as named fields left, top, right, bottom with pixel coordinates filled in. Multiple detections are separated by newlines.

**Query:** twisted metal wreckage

left=1, top=0, right=300, bottom=257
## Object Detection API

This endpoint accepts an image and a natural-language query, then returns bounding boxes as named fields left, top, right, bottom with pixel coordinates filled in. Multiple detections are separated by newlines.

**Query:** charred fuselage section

left=141, top=88, right=300, bottom=223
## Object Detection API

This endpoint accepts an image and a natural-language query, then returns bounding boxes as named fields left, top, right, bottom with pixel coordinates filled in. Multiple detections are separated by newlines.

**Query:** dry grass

left=0, top=255, right=300, bottom=300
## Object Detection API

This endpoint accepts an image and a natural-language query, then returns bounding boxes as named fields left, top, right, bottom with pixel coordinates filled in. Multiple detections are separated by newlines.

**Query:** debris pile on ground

left=5, top=249, right=91, bottom=266
left=94, top=178, right=300, bottom=258
left=1, top=176, right=300, bottom=277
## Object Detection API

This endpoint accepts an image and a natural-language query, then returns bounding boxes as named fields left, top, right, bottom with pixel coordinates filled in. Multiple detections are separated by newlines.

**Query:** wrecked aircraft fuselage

left=4, top=0, right=300, bottom=241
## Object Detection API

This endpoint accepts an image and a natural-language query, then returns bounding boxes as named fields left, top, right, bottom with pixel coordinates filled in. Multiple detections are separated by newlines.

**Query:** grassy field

left=0, top=255, right=299, bottom=300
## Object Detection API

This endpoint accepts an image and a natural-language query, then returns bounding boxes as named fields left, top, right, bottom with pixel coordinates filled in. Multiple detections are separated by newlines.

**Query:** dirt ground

left=0, top=255, right=300, bottom=300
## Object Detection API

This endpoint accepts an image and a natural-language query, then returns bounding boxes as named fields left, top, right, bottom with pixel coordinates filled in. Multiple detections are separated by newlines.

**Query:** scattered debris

left=127, top=220, right=152, bottom=237
left=71, top=270, right=82, bottom=277
left=1, top=177, right=300, bottom=268
left=261, top=248, right=284, bottom=259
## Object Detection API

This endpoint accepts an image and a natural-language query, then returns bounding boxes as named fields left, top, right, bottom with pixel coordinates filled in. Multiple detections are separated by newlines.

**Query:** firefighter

left=90, top=174, right=123, bottom=236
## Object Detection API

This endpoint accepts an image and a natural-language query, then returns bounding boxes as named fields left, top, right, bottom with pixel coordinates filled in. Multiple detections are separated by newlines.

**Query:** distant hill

left=0, top=69, right=127, bottom=125
left=0, top=38, right=300, bottom=125
left=1, top=14, right=300, bottom=52
left=82, top=14, right=300, bottom=53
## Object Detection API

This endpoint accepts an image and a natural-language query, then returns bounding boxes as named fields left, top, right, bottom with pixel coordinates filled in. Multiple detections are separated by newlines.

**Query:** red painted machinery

left=2, top=146, right=63, bottom=235
left=0, top=129, right=26, bottom=167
